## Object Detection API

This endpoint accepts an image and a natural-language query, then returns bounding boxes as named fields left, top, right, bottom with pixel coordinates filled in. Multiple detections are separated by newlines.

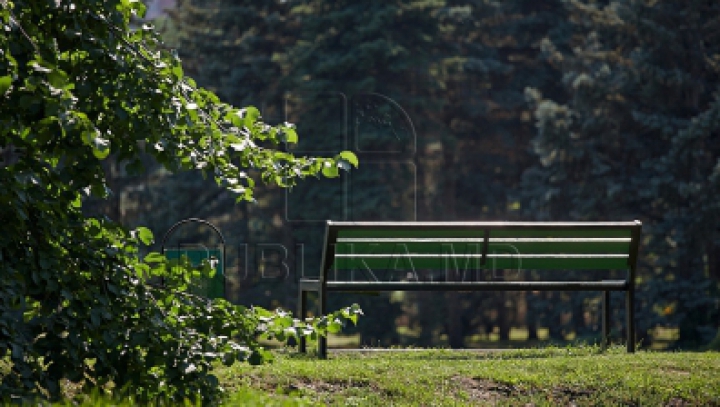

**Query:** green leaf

left=47, top=69, right=68, bottom=89
left=144, top=252, right=165, bottom=263
left=136, top=227, right=154, bottom=245
left=83, top=130, right=111, bottom=159
left=225, top=110, right=243, bottom=128
left=322, top=162, right=340, bottom=178
left=0, top=75, right=12, bottom=96
left=338, top=151, right=359, bottom=168
left=243, top=106, right=260, bottom=128
left=326, top=318, right=343, bottom=334
left=282, top=127, right=298, bottom=144
left=172, top=65, right=183, bottom=79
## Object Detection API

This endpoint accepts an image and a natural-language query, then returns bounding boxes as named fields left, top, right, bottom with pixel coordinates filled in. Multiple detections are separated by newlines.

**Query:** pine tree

left=523, top=0, right=720, bottom=348
left=436, top=0, right=575, bottom=343
left=284, top=0, right=443, bottom=346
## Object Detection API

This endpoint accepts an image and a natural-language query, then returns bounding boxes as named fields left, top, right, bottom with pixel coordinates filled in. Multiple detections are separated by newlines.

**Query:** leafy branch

left=0, top=0, right=360, bottom=404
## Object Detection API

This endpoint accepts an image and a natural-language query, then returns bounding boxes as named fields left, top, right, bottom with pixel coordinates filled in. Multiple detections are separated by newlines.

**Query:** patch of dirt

left=451, top=376, right=519, bottom=403
left=663, top=397, right=698, bottom=407
left=246, top=373, right=393, bottom=398
left=451, top=375, right=595, bottom=406
left=662, top=368, right=691, bottom=377
left=449, top=377, right=700, bottom=407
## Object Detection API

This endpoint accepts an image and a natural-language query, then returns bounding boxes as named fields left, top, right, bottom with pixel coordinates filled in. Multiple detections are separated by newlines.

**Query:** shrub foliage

left=0, top=0, right=359, bottom=403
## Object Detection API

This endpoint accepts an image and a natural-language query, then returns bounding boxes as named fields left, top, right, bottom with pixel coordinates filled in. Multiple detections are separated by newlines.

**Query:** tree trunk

left=708, top=242, right=720, bottom=281
left=446, top=292, right=464, bottom=348
left=526, top=292, right=539, bottom=340
left=497, top=293, right=511, bottom=341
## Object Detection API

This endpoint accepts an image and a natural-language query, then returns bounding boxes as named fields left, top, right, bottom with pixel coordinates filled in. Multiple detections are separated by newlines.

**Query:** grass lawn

left=216, top=345, right=720, bottom=406
left=39, top=345, right=720, bottom=406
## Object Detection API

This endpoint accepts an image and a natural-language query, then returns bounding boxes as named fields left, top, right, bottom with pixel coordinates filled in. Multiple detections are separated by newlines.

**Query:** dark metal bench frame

left=298, top=221, right=642, bottom=358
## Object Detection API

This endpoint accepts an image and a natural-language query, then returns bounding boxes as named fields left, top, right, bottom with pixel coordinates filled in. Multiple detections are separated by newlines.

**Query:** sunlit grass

left=329, top=325, right=681, bottom=350
left=220, top=345, right=720, bottom=406
left=25, top=345, right=720, bottom=406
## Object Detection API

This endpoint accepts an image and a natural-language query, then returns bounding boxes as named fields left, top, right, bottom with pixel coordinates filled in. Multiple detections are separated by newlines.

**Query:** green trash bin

left=164, top=247, right=225, bottom=299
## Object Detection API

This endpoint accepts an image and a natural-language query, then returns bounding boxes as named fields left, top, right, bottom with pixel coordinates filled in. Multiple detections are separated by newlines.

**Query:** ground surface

left=218, top=346, right=720, bottom=406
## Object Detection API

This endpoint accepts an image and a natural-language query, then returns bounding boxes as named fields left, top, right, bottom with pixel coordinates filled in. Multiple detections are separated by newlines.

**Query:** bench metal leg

left=298, top=289, right=307, bottom=353
left=318, top=287, right=327, bottom=359
left=626, top=287, right=635, bottom=353
left=602, top=291, right=610, bottom=350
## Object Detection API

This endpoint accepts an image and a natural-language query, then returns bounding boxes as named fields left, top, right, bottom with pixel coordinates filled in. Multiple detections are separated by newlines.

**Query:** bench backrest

left=319, top=221, right=642, bottom=283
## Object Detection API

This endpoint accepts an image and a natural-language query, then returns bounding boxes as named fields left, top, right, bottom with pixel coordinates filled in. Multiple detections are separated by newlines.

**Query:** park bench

left=298, top=221, right=642, bottom=358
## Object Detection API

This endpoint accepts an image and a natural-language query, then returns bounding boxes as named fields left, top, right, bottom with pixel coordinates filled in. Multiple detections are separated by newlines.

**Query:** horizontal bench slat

left=322, top=280, right=629, bottom=292
left=334, top=241, right=631, bottom=255
left=338, top=228, right=633, bottom=239
left=332, top=254, right=629, bottom=270
left=335, top=254, right=628, bottom=259
left=337, top=238, right=632, bottom=243
left=490, top=229, right=632, bottom=238
left=331, top=221, right=639, bottom=229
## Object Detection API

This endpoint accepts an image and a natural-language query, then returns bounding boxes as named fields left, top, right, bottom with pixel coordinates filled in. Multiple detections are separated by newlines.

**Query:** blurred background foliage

left=90, top=0, right=720, bottom=350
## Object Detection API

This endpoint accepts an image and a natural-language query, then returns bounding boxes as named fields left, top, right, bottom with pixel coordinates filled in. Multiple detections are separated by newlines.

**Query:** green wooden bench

left=298, top=221, right=642, bottom=358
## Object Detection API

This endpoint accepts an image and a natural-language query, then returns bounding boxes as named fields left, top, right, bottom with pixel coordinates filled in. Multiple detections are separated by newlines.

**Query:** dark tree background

left=112, top=0, right=720, bottom=349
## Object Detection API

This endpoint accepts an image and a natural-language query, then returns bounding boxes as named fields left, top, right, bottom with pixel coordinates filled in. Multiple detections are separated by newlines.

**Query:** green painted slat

left=331, top=255, right=629, bottom=271
left=334, top=241, right=630, bottom=255
left=490, top=229, right=631, bottom=238
left=337, top=228, right=632, bottom=239
left=338, top=229, right=486, bottom=238
left=324, top=281, right=629, bottom=291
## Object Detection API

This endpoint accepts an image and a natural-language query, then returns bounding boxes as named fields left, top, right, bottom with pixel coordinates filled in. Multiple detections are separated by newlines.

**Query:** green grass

left=30, top=345, right=720, bottom=406
left=218, top=345, right=720, bottom=406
